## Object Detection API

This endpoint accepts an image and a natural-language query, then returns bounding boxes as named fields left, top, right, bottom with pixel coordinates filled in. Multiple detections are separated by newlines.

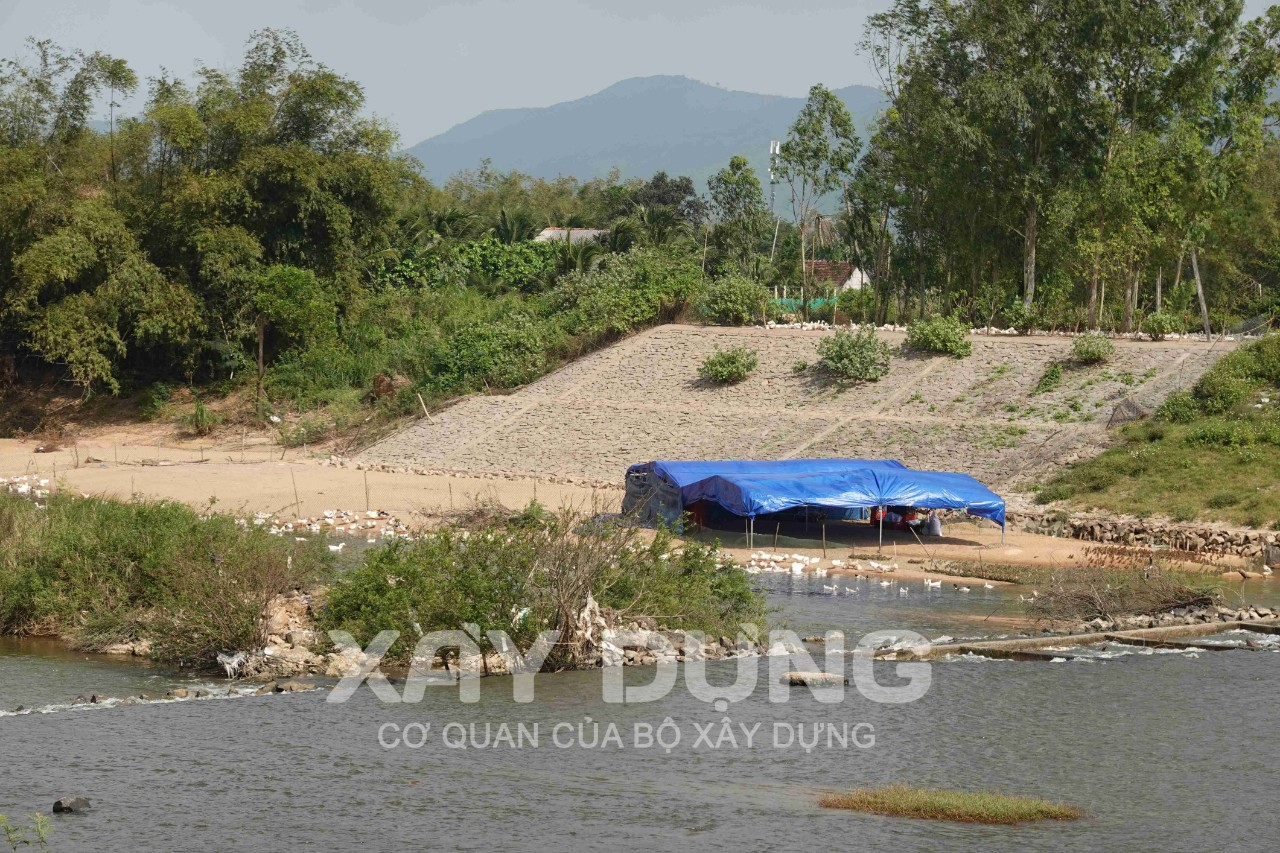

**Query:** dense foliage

left=0, top=492, right=325, bottom=663
left=320, top=507, right=764, bottom=667
left=697, top=273, right=769, bottom=325
left=815, top=327, right=891, bottom=382
left=1071, top=334, right=1117, bottom=365
left=698, top=346, right=758, bottom=384
left=905, top=315, right=972, bottom=357
left=850, top=1, right=1280, bottom=333
left=0, top=31, right=712, bottom=423
left=4, top=13, right=1280, bottom=431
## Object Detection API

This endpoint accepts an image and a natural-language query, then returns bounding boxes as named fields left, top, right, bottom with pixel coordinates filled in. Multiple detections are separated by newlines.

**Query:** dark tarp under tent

left=623, top=458, right=1006, bottom=547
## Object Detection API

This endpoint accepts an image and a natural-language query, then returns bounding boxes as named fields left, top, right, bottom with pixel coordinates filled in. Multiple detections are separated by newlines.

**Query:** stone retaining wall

left=1011, top=509, right=1279, bottom=562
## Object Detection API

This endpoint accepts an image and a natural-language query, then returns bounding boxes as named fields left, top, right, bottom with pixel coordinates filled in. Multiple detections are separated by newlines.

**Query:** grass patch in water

left=819, top=785, right=1083, bottom=825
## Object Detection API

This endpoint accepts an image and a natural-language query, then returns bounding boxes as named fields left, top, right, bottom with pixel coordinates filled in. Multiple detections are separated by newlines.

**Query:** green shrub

left=1128, top=421, right=1166, bottom=442
left=1034, top=482, right=1075, bottom=504
left=1033, top=362, right=1063, bottom=395
left=0, top=813, right=52, bottom=850
left=1246, top=334, right=1280, bottom=384
left=698, top=346, right=758, bottom=384
left=1003, top=301, right=1036, bottom=334
left=451, top=236, right=560, bottom=293
left=554, top=247, right=700, bottom=341
left=1192, top=371, right=1253, bottom=415
left=282, top=416, right=330, bottom=447
left=182, top=398, right=222, bottom=436
left=140, top=382, right=175, bottom=420
left=425, top=313, right=554, bottom=396
left=0, top=493, right=323, bottom=666
left=697, top=274, right=769, bottom=326
left=836, top=288, right=874, bottom=324
left=906, top=315, right=973, bottom=357
left=1186, top=336, right=1280, bottom=414
left=1072, top=333, right=1116, bottom=364
left=816, top=327, right=891, bottom=383
left=319, top=511, right=763, bottom=667
left=791, top=360, right=809, bottom=374
left=1207, top=491, right=1240, bottom=509
left=1143, top=311, right=1178, bottom=341
left=1156, top=390, right=1199, bottom=423
left=1079, top=468, right=1118, bottom=492
left=1185, top=420, right=1252, bottom=449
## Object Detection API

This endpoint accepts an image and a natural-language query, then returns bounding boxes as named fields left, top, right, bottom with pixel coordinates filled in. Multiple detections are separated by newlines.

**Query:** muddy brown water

left=2, top=582, right=1277, bottom=852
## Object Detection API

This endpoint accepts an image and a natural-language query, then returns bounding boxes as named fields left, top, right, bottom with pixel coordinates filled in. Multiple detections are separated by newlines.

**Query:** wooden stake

left=774, top=522, right=780, bottom=551
left=822, top=523, right=827, bottom=559
left=417, top=393, right=432, bottom=422
left=364, top=470, right=371, bottom=512
left=291, top=470, right=301, bottom=517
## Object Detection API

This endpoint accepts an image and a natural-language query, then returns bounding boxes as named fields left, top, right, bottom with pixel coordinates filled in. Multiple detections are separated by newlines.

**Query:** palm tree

left=555, top=235, right=603, bottom=276
left=431, top=206, right=481, bottom=241
left=600, top=220, right=637, bottom=254
left=493, top=206, right=536, bottom=244
left=633, top=203, right=686, bottom=245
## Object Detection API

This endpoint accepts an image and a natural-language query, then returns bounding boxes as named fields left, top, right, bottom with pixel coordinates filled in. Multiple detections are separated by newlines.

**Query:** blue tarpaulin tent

left=623, top=459, right=1005, bottom=538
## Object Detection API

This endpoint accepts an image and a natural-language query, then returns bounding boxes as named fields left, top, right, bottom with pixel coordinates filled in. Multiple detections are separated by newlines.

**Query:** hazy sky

left=2, top=1, right=1276, bottom=145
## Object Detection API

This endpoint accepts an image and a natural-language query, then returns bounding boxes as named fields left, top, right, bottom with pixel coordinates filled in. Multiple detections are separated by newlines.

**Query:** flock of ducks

left=4, top=474, right=413, bottom=549
left=234, top=508, right=414, bottom=545
left=743, top=551, right=901, bottom=577
left=3, top=474, right=51, bottom=507
left=744, top=550, right=999, bottom=598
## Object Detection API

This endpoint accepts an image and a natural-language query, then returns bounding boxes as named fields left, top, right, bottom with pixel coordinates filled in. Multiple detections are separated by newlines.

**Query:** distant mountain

left=403, top=75, right=887, bottom=194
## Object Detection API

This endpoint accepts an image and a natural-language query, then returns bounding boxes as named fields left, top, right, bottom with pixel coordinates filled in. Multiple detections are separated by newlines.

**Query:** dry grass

left=1029, top=546, right=1219, bottom=621
left=819, top=785, right=1083, bottom=825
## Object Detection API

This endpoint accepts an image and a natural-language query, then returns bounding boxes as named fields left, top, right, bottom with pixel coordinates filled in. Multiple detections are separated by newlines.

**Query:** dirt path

left=0, top=437, right=619, bottom=522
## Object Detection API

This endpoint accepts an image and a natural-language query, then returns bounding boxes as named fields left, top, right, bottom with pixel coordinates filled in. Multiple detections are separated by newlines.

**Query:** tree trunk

left=1022, top=198, right=1038, bottom=307
left=1190, top=246, right=1211, bottom=337
left=943, top=256, right=953, bottom=313
left=1121, top=269, right=1138, bottom=333
left=1154, top=267, right=1163, bottom=314
left=256, top=316, right=266, bottom=401
left=918, top=233, right=927, bottom=320
left=1087, top=265, right=1100, bottom=329
left=799, top=219, right=808, bottom=321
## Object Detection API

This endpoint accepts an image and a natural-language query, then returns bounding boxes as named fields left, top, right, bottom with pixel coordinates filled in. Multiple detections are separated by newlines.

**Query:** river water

left=2, top=580, right=1278, bottom=852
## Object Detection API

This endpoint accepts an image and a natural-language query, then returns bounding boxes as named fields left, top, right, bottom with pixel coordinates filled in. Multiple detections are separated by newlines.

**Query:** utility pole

left=768, top=140, right=782, bottom=295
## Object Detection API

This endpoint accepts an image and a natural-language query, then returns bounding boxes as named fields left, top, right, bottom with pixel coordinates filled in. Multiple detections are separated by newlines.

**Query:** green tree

left=251, top=264, right=333, bottom=400
left=777, top=84, right=860, bottom=318
left=708, top=155, right=769, bottom=273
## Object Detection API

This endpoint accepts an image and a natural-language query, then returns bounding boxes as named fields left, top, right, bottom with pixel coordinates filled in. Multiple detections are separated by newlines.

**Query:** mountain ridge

left=404, top=75, right=887, bottom=190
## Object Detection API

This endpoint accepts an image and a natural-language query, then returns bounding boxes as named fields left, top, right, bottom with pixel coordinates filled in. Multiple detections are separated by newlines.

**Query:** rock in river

left=53, top=797, right=91, bottom=813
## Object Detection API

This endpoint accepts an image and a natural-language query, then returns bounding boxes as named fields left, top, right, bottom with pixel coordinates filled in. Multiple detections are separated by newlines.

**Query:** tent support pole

left=749, top=516, right=755, bottom=550
left=774, top=522, right=780, bottom=551
left=878, top=505, right=884, bottom=552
